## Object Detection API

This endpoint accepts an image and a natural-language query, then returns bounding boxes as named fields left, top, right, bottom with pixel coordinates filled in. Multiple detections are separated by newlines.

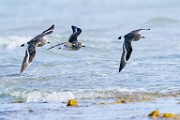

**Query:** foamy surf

left=1, top=88, right=179, bottom=103
left=0, top=36, right=31, bottom=50
left=1, top=88, right=148, bottom=102
left=26, top=91, right=76, bottom=102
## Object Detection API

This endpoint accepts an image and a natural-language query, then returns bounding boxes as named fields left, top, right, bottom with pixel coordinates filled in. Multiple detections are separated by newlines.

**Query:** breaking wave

left=1, top=87, right=180, bottom=103
left=0, top=36, right=31, bottom=50
left=145, top=16, right=179, bottom=26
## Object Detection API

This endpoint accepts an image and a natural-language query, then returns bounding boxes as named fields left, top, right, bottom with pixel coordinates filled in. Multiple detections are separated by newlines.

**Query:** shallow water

left=0, top=98, right=180, bottom=120
left=0, top=0, right=180, bottom=119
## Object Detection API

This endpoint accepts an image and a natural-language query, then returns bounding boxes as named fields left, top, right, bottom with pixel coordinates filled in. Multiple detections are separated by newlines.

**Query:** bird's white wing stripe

left=123, top=44, right=127, bottom=62
left=25, top=45, right=30, bottom=64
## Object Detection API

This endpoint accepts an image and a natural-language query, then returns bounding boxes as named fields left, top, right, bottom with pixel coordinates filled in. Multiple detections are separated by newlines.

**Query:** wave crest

left=2, top=87, right=180, bottom=103
left=2, top=88, right=148, bottom=102
left=145, top=17, right=179, bottom=26
left=0, top=36, right=31, bottom=50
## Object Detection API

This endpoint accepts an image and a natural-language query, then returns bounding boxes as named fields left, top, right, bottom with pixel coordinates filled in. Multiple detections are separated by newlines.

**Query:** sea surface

left=0, top=0, right=180, bottom=120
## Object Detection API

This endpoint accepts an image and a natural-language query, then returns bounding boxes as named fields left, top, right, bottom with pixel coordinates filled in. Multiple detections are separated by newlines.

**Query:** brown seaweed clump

left=10, top=100, right=25, bottom=103
left=148, top=110, right=160, bottom=118
left=163, top=113, right=176, bottom=119
left=112, top=99, right=130, bottom=104
left=148, top=110, right=180, bottom=119
left=67, top=99, right=78, bottom=107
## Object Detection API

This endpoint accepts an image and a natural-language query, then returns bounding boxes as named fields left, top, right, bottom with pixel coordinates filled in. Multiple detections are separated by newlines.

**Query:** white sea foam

left=3, top=88, right=149, bottom=103
left=26, top=88, right=146, bottom=102
left=0, top=35, right=65, bottom=50
left=0, top=36, right=31, bottom=50
left=26, top=91, right=75, bottom=102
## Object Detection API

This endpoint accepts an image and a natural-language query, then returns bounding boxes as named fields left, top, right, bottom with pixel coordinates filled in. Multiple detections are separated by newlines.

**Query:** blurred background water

left=0, top=0, right=180, bottom=119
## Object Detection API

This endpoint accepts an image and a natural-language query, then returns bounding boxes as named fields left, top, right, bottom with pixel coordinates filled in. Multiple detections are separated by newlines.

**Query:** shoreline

left=1, top=97, right=179, bottom=120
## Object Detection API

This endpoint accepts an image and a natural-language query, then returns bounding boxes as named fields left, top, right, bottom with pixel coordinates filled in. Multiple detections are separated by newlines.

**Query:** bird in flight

left=118, top=28, right=150, bottom=72
left=47, top=25, right=85, bottom=51
left=20, top=24, right=55, bottom=73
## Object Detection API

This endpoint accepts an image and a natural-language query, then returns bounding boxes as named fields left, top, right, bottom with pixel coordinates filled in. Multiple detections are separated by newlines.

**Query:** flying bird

left=118, top=28, right=150, bottom=72
left=47, top=25, right=85, bottom=51
left=20, top=24, right=55, bottom=73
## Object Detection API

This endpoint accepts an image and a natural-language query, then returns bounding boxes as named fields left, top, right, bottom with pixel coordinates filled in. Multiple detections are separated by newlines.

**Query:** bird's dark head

left=118, top=36, right=122, bottom=40
left=20, top=44, right=25, bottom=47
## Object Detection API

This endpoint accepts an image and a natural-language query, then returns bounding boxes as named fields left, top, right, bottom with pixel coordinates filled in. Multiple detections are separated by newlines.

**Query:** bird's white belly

left=61, top=45, right=77, bottom=51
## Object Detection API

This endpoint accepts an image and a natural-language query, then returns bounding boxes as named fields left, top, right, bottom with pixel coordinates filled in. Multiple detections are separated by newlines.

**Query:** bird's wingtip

left=51, top=24, right=55, bottom=30
left=118, top=67, right=122, bottom=72
left=52, top=24, right=55, bottom=28
left=144, top=28, right=150, bottom=30
left=71, top=25, right=77, bottom=28
left=46, top=47, right=52, bottom=51
left=20, top=68, right=24, bottom=74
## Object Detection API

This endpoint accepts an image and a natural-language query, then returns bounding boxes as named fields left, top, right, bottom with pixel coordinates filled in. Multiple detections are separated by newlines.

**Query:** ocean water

left=0, top=0, right=180, bottom=120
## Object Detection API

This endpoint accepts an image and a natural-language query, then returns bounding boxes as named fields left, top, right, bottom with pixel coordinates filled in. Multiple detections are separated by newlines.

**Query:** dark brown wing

left=124, top=40, right=133, bottom=61
left=68, top=26, right=82, bottom=43
left=20, top=44, right=36, bottom=73
left=130, top=28, right=150, bottom=34
left=71, top=25, right=77, bottom=33
left=119, top=44, right=127, bottom=72
left=42, top=24, right=55, bottom=35
left=28, top=25, right=55, bottom=44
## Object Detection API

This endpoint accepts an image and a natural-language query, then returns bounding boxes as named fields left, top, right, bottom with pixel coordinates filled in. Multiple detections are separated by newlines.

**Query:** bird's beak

left=47, top=41, right=51, bottom=44
left=82, top=45, right=86, bottom=47
left=141, top=36, right=145, bottom=39
left=118, top=36, right=122, bottom=40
